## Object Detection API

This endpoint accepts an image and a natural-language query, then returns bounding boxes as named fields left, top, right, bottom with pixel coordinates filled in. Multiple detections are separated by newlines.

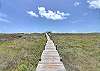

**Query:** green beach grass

left=0, top=33, right=46, bottom=71
left=51, top=33, right=100, bottom=71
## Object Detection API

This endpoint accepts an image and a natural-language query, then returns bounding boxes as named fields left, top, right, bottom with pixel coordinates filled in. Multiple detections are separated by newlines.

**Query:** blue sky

left=0, top=0, right=100, bottom=33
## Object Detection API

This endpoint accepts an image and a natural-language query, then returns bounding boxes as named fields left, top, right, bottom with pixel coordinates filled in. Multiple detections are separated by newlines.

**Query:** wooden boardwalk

left=36, top=33, right=66, bottom=71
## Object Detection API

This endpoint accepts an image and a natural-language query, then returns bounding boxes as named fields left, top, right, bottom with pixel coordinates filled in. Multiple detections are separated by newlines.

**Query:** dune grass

left=51, top=33, right=100, bottom=71
left=0, top=33, right=46, bottom=71
left=1, top=33, right=100, bottom=71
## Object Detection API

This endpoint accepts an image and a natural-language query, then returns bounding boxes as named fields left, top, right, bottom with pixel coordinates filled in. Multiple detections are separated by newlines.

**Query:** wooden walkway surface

left=36, top=33, right=66, bottom=71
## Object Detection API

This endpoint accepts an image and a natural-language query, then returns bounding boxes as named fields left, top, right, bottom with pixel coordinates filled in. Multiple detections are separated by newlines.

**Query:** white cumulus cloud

left=26, top=11, right=39, bottom=17
left=74, top=2, right=80, bottom=7
left=38, top=7, right=70, bottom=20
left=27, top=7, right=70, bottom=20
left=87, top=0, right=100, bottom=9
left=57, top=11, right=70, bottom=16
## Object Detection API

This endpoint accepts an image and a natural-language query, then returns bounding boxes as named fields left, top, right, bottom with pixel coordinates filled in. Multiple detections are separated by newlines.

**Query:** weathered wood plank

left=36, top=33, right=66, bottom=71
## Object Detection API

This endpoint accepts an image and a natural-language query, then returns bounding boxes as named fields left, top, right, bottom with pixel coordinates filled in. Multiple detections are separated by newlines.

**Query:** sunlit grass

left=51, top=33, right=100, bottom=71
left=0, top=33, right=46, bottom=71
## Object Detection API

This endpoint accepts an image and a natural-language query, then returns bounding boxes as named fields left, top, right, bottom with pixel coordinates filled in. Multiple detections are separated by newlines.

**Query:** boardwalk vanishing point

left=36, top=33, right=66, bottom=71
